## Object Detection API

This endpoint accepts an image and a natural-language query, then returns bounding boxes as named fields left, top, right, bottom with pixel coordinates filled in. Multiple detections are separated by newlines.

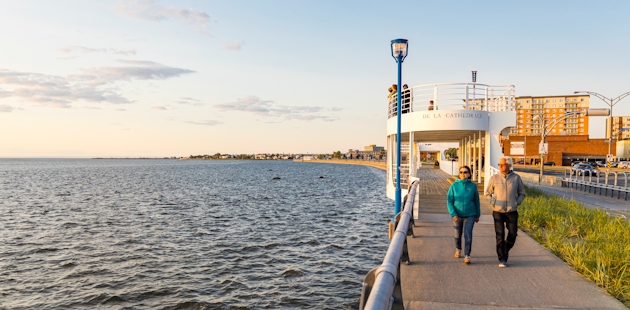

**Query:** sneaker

left=454, top=249, right=461, bottom=258
left=464, top=256, right=471, bottom=264
left=498, top=260, right=507, bottom=268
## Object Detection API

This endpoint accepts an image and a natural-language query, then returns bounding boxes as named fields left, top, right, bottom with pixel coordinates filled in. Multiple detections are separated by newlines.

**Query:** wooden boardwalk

left=401, top=167, right=626, bottom=309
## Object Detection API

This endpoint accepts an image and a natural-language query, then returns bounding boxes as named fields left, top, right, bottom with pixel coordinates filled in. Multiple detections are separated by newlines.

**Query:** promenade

left=400, top=167, right=626, bottom=309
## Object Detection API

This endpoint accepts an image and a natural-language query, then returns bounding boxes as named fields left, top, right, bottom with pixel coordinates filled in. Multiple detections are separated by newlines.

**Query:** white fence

left=388, top=82, right=516, bottom=118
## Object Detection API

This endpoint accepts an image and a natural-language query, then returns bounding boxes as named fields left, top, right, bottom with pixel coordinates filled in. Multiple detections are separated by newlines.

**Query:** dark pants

left=493, top=211, right=518, bottom=262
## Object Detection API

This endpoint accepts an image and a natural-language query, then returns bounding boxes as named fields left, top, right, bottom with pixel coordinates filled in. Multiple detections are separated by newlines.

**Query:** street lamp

left=574, top=91, right=630, bottom=166
left=534, top=108, right=609, bottom=184
left=391, top=38, right=408, bottom=217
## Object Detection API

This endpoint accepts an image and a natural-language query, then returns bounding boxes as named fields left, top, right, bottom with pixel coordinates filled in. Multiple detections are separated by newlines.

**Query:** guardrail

left=564, top=169, right=630, bottom=200
left=359, top=180, right=418, bottom=310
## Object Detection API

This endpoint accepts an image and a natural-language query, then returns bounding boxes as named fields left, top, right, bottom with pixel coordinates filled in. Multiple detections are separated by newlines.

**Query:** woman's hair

left=460, top=165, right=472, bottom=180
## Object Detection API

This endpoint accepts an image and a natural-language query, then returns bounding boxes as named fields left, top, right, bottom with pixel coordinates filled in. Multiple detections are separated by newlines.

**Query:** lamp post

left=534, top=108, right=609, bottom=184
left=391, top=38, right=408, bottom=217
left=472, top=71, right=477, bottom=108
left=574, top=91, right=630, bottom=166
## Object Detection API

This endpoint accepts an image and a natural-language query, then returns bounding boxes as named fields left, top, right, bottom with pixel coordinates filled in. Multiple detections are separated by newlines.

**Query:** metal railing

left=564, top=169, right=629, bottom=200
left=359, top=180, right=418, bottom=310
left=388, top=82, right=516, bottom=118
left=488, top=165, right=500, bottom=178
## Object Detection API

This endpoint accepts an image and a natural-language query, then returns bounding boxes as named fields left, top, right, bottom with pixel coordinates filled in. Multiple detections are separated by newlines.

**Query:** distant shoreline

left=300, top=159, right=386, bottom=171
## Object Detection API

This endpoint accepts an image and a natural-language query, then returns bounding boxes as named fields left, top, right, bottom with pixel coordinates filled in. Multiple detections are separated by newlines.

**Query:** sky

left=1, top=0, right=630, bottom=158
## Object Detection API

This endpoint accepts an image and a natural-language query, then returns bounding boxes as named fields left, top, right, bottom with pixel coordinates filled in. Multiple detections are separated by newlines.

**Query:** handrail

left=488, top=166, right=500, bottom=178
left=387, top=82, right=516, bottom=118
left=565, top=168, right=629, bottom=189
left=360, top=180, right=419, bottom=310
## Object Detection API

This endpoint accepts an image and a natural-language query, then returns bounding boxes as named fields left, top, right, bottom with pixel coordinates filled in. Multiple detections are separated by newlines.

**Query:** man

left=485, top=156, right=525, bottom=268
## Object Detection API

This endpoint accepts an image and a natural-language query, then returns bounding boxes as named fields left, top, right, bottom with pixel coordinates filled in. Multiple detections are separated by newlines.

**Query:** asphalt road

left=514, top=165, right=630, bottom=186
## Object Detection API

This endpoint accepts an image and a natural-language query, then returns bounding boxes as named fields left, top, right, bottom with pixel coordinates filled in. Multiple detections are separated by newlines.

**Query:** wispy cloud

left=152, top=106, right=168, bottom=110
left=0, top=61, right=194, bottom=108
left=0, top=105, right=14, bottom=113
left=73, top=60, right=194, bottom=86
left=58, top=45, right=137, bottom=56
left=115, top=0, right=213, bottom=37
left=185, top=120, right=222, bottom=126
left=175, top=97, right=204, bottom=106
left=220, top=40, right=245, bottom=51
left=214, top=96, right=338, bottom=122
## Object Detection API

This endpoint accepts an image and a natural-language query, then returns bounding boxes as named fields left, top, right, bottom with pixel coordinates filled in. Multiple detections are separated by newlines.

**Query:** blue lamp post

left=390, top=38, right=408, bottom=217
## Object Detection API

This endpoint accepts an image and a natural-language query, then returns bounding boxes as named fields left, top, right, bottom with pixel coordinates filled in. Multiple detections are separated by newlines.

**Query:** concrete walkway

left=400, top=167, right=626, bottom=309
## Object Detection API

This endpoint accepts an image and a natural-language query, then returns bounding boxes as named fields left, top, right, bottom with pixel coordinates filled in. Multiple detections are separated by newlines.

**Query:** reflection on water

left=0, top=159, right=391, bottom=309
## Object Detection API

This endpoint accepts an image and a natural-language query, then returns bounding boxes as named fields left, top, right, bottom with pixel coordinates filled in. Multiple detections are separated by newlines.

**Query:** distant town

left=183, top=144, right=387, bottom=161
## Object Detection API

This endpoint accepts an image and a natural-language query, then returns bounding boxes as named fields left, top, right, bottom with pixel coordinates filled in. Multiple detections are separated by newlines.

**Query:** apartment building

left=509, top=95, right=590, bottom=137
left=606, top=116, right=630, bottom=140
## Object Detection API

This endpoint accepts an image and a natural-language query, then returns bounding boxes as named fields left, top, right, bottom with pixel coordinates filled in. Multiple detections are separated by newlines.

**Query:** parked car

left=543, top=161, right=556, bottom=166
left=618, top=161, right=630, bottom=169
left=595, top=161, right=606, bottom=167
left=575, top=164, right=599, bottom=176
left=571, top=163, right=599, bottom=176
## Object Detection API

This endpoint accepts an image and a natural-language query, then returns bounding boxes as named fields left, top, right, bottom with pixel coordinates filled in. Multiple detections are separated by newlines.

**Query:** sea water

left=0, top=159, right=391, bottom=309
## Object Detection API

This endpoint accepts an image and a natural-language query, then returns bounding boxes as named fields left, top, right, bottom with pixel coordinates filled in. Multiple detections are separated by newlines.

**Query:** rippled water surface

left=0, top=159, right=391, bottom=309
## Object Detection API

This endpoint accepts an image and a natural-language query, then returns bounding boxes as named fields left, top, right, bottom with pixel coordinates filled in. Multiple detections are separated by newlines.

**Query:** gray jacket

left=485, top=171, right=526, bottom=213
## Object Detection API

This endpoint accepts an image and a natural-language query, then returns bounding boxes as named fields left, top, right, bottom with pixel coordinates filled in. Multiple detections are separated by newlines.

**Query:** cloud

left=175, top=97, right=204, bottom=106
left=214, top=96, right=337, bottom=122
left=115, top=0, right=213, bottom=37
left=73, top=60, right=195, bottom=86
left=220, top=40, right=245, bottom=51
left=0, top=61, right=194, bottom=108
left=58, top=46, right=137, bottom=56
left=0, top=105, right=14, bottom=112
left=214, top=96, right=273, bottom=116
left=152, top=106, right=168, bottom=110
left=185, top=120, right=222, bottom=126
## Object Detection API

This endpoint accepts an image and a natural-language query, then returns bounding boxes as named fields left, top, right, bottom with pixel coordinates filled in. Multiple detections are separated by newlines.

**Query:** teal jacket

left=447, top=179, right=481, bottom=218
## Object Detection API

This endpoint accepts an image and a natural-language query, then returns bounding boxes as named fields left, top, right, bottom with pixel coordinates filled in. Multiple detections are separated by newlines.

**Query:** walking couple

left=447, top=156, right=525, bottom=267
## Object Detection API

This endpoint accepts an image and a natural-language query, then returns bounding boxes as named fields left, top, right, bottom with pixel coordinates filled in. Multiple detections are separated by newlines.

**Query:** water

left=0, top=159, right=392, bottom=309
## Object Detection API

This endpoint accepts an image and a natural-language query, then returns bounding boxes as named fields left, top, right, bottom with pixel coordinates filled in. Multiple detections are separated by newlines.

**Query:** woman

left=447, top=165, right=480, bottom=264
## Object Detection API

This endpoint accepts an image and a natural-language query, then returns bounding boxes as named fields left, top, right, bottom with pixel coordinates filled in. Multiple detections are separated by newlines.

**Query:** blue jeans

left=453, top=216, right=476, bottom=256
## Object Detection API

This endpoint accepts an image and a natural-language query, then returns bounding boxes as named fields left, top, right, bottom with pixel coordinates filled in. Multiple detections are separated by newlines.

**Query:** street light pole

left=391, top=39, right=408, bottom=217
left=535, top=109, right=609, bottom=184
left=539, top=118, right=545, bottom=183
left=574, top=91, right=630, bottom=166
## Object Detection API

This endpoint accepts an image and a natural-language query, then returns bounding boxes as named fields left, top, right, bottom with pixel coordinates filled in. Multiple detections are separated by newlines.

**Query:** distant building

left=502, top=135, right=613, bottom=166
left=607, top=116, right=630, bottom=141
left=364, top=144, right=385, bottom=152
left=616, top=140, right=630, bottom=160
left=509, top=95, right=591, bottom=137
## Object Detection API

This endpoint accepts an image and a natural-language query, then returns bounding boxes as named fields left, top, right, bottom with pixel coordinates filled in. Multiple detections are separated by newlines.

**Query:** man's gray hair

left=500, top=156, right=513, bottom=165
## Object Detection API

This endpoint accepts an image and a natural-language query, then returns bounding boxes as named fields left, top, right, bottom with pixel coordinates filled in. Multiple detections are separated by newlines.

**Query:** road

left=514, top=165, right=630, bottom=186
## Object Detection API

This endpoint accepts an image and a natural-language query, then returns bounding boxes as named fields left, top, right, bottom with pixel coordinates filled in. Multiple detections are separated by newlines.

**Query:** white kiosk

left=386, top=82, right=517, bottom=200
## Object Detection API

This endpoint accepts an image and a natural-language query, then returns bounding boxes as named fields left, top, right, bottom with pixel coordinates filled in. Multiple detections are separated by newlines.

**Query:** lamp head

left=390, top=39, right=408, bottom=63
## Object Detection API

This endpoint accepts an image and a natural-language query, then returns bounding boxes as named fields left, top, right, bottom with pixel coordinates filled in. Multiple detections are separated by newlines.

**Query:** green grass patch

left=519, top=186, right=630, bottom=307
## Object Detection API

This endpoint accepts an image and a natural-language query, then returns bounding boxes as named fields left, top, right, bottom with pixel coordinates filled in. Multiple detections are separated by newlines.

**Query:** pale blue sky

left=1, top=0, right=629, bottom=157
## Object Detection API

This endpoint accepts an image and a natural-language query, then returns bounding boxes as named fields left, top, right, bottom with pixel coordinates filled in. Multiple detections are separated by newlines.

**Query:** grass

left=519, top=186, right=630, bottom=307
